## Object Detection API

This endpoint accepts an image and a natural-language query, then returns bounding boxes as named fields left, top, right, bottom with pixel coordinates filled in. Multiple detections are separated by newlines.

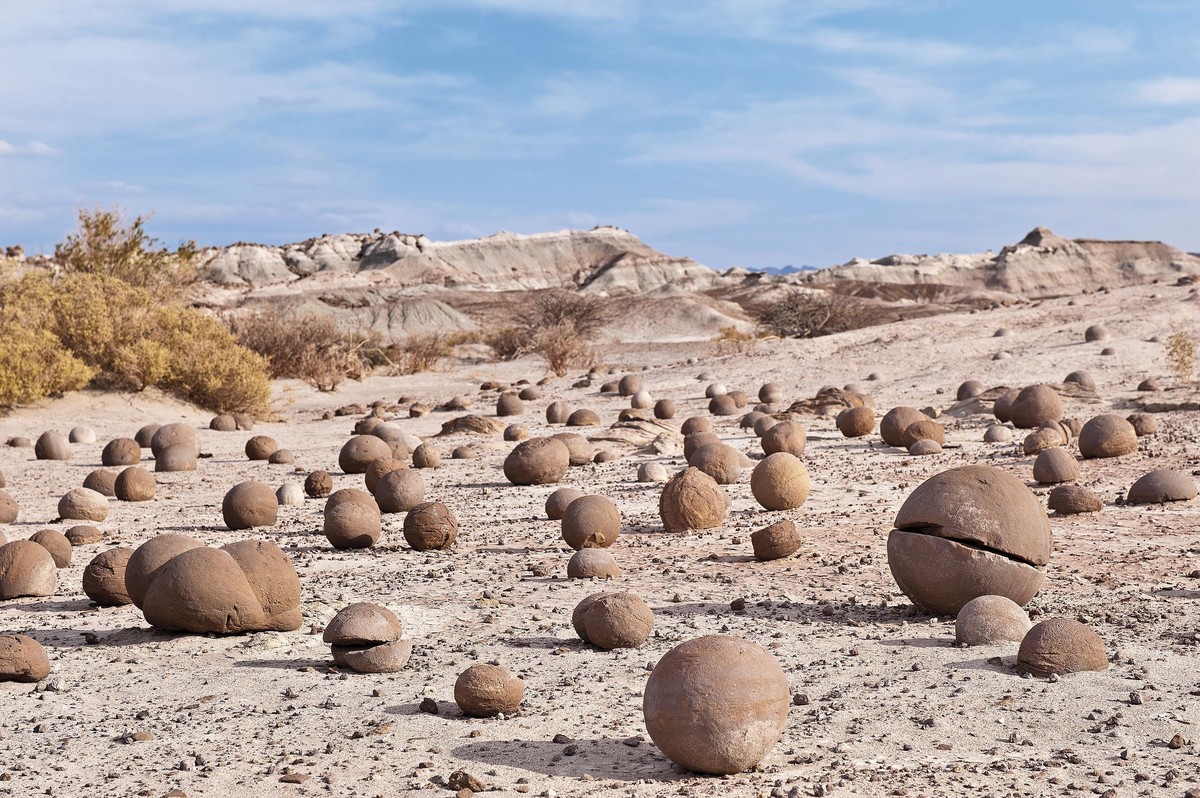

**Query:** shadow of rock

left=451, top=737, right=678, bottom=781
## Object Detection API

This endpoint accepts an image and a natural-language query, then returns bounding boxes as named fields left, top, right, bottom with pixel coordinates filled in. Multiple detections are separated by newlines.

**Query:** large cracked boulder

left=659, top=467, right=729, bottom=532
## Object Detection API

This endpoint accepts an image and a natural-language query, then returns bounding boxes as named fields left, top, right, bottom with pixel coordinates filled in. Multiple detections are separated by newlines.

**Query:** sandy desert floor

left=2, top=281, right=1199, bottom=798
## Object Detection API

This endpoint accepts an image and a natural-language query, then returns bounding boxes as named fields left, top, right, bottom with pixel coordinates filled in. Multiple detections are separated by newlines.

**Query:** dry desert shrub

left=1166, top=324, right=1195, bottom=382
left=484, top=326, right=529, bottom=361
left=754, top=289, right=874, bottom=338
left=714, top=325, right=758, bottom=355
left=55, top=207, right=197, bottom=296
left=391, top=332, right=452, bottom=375
left=0, top=326, right=94, bottom=409
left=534, top=320, right=598, bottom=376
left=486, top=290, right=612, bottom=374
left=229, top=311, right=366, bottom=391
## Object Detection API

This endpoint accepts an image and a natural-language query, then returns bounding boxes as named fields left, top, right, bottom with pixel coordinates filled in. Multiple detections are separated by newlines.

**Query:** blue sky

left=2, top=1, right=1198, bottom=268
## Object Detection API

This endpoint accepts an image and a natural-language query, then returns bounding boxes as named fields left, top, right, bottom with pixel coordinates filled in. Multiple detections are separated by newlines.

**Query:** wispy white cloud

left=1135, top=76, right=1200, bottom=105
left=0, top=140, right=60, bottom=157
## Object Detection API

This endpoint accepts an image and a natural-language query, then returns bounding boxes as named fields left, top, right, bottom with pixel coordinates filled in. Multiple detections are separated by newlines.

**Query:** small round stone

left=222, top=481, right=279, bottom=530
left=1017, top=618, right=1108, bottom=677
left=323, top=489, right=382, bottom=549
left=637, top=462, right=669, bottom=483
left=454, top=664, right=525, bottom=718
left=276, top=483, right=305, bottom=506
left=30, top=529, right=72, bottom=567
left=836, top=407, right=874, bottom=438
left=82, top=547, right=134, bottom=605
left=561, top=495, right=621, bottom=550
left=1032, top=448, right=1079, bottom=484
left=155, top=443, right=197, bottom=472
left=59, top=487, right=109, bottom=522
left=1048, top=485, right=1103, bottom=515
left=305, top=470, right=333, bottom=498
left=83, top=469, right=118, bottom=497
left=573, top=592, right=654, bottom=650
left=0, top=634, right=51, bottom=683
left=114, top=466, right=156, bottom=502
left=1126, top=469, right=1197, bottom=504
left=751, top=520, right=801, bottom=561
left=402, top=501, right=458, bottom=551
left=955, top=595, right=1031, bottom=646
left=659, top=467, right=729, bottom=532
left=567, top=549, right=621, bottom=579
left=750, top=452, right=810, bottom=511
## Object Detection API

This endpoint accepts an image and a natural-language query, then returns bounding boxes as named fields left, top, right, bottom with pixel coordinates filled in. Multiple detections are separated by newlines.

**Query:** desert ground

left=2, top=280, right=1198, bottom=798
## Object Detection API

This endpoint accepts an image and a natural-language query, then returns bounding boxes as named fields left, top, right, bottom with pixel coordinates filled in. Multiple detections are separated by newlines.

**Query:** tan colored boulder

left=504, top=437, right=570, bottom=485
left=880, top=407, right=926, bottom=447
left=83, top=469, right=118, bottom=497
left=58, top=487, right=109, bottom=522
left=900, top=419, right=944, bottom=449
left=683, top=431, right=721, bottom=462
left=1017, top=619, right=1108, bottom=677
left=659, top=467, right=729, bottom=532
left=573, top=591, right=653, bottom=650
left=375, top=468, right=425, bottom=514
left=1009, top=384, right=1063, bottom=429
left=155, top=443, right=197, bottom=472
left=324, top=488, right=382, bottom=549
left=680, top=416, right=712, bottom=436
left=567, top=549, right=620, bottom=579
left=323, top=602, right=402, bottom=645
left=955, top=595, right=1030, bottom=645
left=454, top=664, right=524, bottom=718
left=134, top=423, right=161, bottom=448
left=496, top=392, right=524, bottom=417
left=411, top=442, right=441, bottom=469
left=983, top=424, right=1012, bottom=443
left=150, top=423, right=198, bottom=459
left=690, top=443, right=743, bottom=485
left=332, top=638, right=413, bottom=673
left=0, top=489, right=16, bottom=524
left=364, top=457, right=407, bottom=494
left=550, top=433, right=593, bottom=466
left=83, top=547, right=134, bottom=606
left=561, top=495, right=621, bottom=550
left=245, top=435, right=278, bottom=460
left=618, top=374, right=644, bottom=396
left=654, top=399, right=676, bottom=419
left=956, top=380, right=984, bottom=400
left=35, top=431, right=71, bottom=460
left=65, top=525, right=103, bottom=545
left=222, top=481, right=279, bottom=530
left=305, top=470, right=333, bottom=498
left=836, top=406, right=873, bottom=437
left=125, top=534, right=203, bottom=608
left=546, top=401, right=569, bottom=424
left=566, top=409, right=601, bottom=427
left=1127, top=469, right=1197, bottom=504
left=210, top=414, right=237, bottom=431
left=403, top=501, right=458, bottom=551
left=30, top=529, right=71, bottom=567
left=102, top=438, right=141, bottom=467
left=0, top=634, right=51, bottom=682
left=1126, top=413, right=1158, bottom=437
left=0, top=540, right=57, bottom=599
left=750, top=452, right=810, bottom=511
left=761, top=420, right=806, bottom=457
left=115, top=466, right=156, bottom=502
left=1032, top=448, right=1078, bottom=484
left=545, top=487, right=585, bottom=520
left=708, top=394, right=738, bottom=416
left=751, top=520, right=801, bottom=561
left=338, top=435, right=392, bottom=474
left=1078, top=414, right=1138, bottom=459
left=1048, top=485, right=1103, bottom=514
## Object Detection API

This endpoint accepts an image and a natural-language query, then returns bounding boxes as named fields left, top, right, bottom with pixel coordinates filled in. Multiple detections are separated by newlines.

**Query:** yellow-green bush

left=153, top=306, right=270, bottom=413
left=0, top=322, right=95, bottom=409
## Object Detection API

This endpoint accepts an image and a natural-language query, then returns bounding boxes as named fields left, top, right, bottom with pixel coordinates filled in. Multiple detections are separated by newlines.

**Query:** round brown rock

left=954, top=595, right=1031, bottom=645
left=643, top=635, right=789, bottom=775
left=305, top=470, right=333, bottom=498
left=908, top=438, right=942, bottom=456
left=567, top=548, right=620, bottom=579
left=956, top=380, right=984, bottom=400
left=1078, top=414, right=1138, bottom=458
left=364, top=457, right=407, bottom=494
left=1048, top=485, right=1103, bottom=514
left=1064, top=370, right=1096, bottom=392
left=1126, top=413, right=1158, bottom=437
left=680, top=416, right=712, bottom=436
left=566, top=408, right=601, bottom=427
left=504, top=437, right=570, bottom=486
left=222, top=481, right=278, bottom=530
left=690, top=443, right=742, bottom=485
left=35, top=431, right=70, bottom=461
left=82, top=469, right=117, bottom=498
left=332, top=638, right=413, bottom=674
left=550, top=432, right=592, bottom=466
left=1017, top=618, right=1108, bottom=677
left=983, top=424, right=1012, bottom=443
left=30, top=529, right=72, bottom=567
left=900, top=419, right=944, bottom=449
left=545, top=487, right=586, bottom=520
left=83, top=547, right=134, bottom=606
left=750, top=452, right=810, bottom=511
left=683, top=431, right=721, bottom=462
left=1137, top=377, right=1164, bottom=392
left=115, top=466, right=156, bottom=502
left=1032, top=448, right=1078, bottom=484
left=134, top=423, right=161, bottom=448
left=496, top=392, right=524, bottom=417
left=59, top=487, right=109, bottom=522
left=759, top=383, right=783, bottom=404
left=150, top=423, right=198, bottom=459
left=65, top=525, right=103, bottom=545
left=659, top=467, right=729, bottom=532
left=0, top=540, right=57, bottom=599
left=1084, top=324, right=1109, bottom=342
left=561, top=495, right=621, bottom=550
left=338, top=435, right=392, bottom=474
left=708, top=394, right=738, bottom=416
left=1022, top=427, right=1062, bottom=455
left=323, top=488, right=382, bottom=549
left=210, top=414, right=237, bottom=431
left=518, top=386, right=541, bottom=401
left=323, top=602, right=402, bottom=646
left=403, top=501, right=458, bottom=551
left=546, top=401, right=569, bottom=424
left=618, top=374, right=644, bottom=396
left=751, top=520, right=801, bottom=561
left=411, top=442, right=441, bottom=469
left=503, top=424, right=530, bottom=442
left=155, top=443, right=197, bottom=472
left=0, top=489, right=18, bottom=524
left=880, top=407, right=926, bottom=447
left=102, top=438, right=141, bottom=467
left=575, top=591, right=654, bottom=650
left=1127, top=469, right=1197, bottom=504
left=992, top=389, right=1019, bottom=423
left=268, top=449, right=294, bottom=465
left=836, top=406, right=874, bottom=438
left=1008, top=384, right=1063, bottom=429
left=0, top=634, right=51, bottom=682
left=637, top=462, right=670, bottom=483
left=125, top=534, right=203, bottom=608
left=454, top=664, right=525, bottom=718
left=761, top=420, right=806, bottom=457
left=653, top=399, right=676, bottom=420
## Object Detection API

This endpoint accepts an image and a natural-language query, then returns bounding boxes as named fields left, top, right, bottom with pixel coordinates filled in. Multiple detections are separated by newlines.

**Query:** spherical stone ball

left=222, top=481, right=278, bottom=530
left=323, top=488, right=382, bottom=549
left=1127, top=469, right=1198, bottom=505
left=643, top=635, right=789, bottom=775
left=566, top=409, right=601, bottom=427
left=518, top=386, right=542, bottom=401
left=374, top=468, right=426, bottom=515
left=683, top=431, right=721, bottom=462
left=983, top=424, right=1012, bottom=443
left=637, top=462, right=669, bottom=483
left=888, top=465, right=1051, bottom=615
left=1078, top=414, right=1138, bottom=459
left=690, top=443, right=743, bottom=485
left=880, top=407, right=927, bottom=448
left=276, top=483, right=304, bottom=506
left=1048, top=484, right=1103, bottom=515
left=551, top=433, right=593, bottom=466
left=759, top=383, right=783, bottom=404
left=59, top=487, right=109, bottom=522
left=740, top=411, right=765, bottom=431
left=728, top=390, right=749, bottom=409
left=1137, top=377, right=1164, bottom=392
left=956, top=380, right=984, bottom=400
left=708, top=394, right=738, bottom=416
left=267, top=449, right=293, bottom=465
left=567, top=548, right=621, bottom=579
left=323, top=602, right=402, bottom=646
left=35, top=431, right=71, bottom=461
left=450, top=445, right=476, bottom=460
left=0, top=634, right=51, bottom=683
left=68, top=425, right=96, bottom=444
left=65, top=525, right=103, bottom=545
left=371, top=423, right=409, bottom=453
left=150, top=423, right=198, bottom=459
left=354, top=416, right=384, bottom=436
left=503, top=424, right=530, bottom=442
left=751, top=520, right=801, bottom=561
left=6, top=437, right=31, bottom=448
left=243, top=435, right=277, bottom=461
left=653, top=399, right=676, bottom=420
left=305, top=470, right=333, bottom=498
left=115, top=466, right=156, bottom=502
left=704, top=383, right=728, bottom=399
left=332, top=638, right=413, bottom=673
left=403, top=501, right=458, bottom=551
left=908, top=438, right=942, bottom=456
left=955, top=595, right=1031, bottom=646
left=504, top=437, right=570, bottom=486
left=560, top=494, right=621, bottom=551
left=545, top=487, right=586, bottom=521
left=1017, top=618, right=1108, bottom=677
left=992, top=389, right=1019, bottom=423
left=0, top=489, right=18, bottom=524
left=680, top=416, right=712, bottom=436
left=836, top=407, right=874, bottom=438
left=629, top=389, right=653, bottom=411
left=618, top=374, right=644, bottom=396
left=1022, top=427, right=1062, bottom=456
left=1084, top=324, right=1109, bottom=342
left=761, top=421, right=807, bottom=457
left=210, top=414, right=237, bottom=431
left=454, top=664, right=525, bottom=718
left=592, top=450, right=616, bottom=464
left=900, top=419, right=944, bottom=449
left=125, top=534, right=203, bottom=608
left=30, top=529, right=72, bottom=568
left=1009, top=384, right=1063, bottom=429
left=750, top=452, right=810, bottom=511
left=496, top=392, right=524, bottom=417
left=546, top=401, right=570, bottom=424
left=83, top=546, right=134, bottom=606
left=1033, top=448, right=1079, bottom=484
left=1064, top=370, right=1096, bottom=392
left=364, top=457, right=407, bottom=495
left=134, top=423, right=161, bottom=449
left=102, top=438, right=141, bottom=467
left=574, top=592, right=654, bottom=650
left=1126, top=413, right=1158, bottom=437
left=659, top=467, right=730, bottom=532
left=0, top=540, right=57, bottom=599
left=338, top=435, right=391, bottom=474
left=753, top=415, right=780, bottom=438
left=411, top=443, right=441, bottom=469
left=155, top=443, right=197, bottom=473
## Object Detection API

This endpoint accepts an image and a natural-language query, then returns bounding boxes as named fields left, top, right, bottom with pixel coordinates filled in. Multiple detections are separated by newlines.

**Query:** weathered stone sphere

left=566, top=408, right=601, bottom=427
left=573, top=592, right=654, bottom=650
left=643, top=635, right=789, bottom=775
left=955, top=595, right=1031, bottom=645
left=551, top=432, right=592, bottom=466
left=758, top=383, right=783, bottom=404
left=659, top=467, right=730, bottom=532
left=750, top=453, right=810, bottom=511
left=59, top=487, right=109, bottom=522
left=83, top=547, right=134, bottom=606
left=0, top=634, right=51, bottom=683
left=992, top=389, right=1019, bottom=423
left=704, top=382, right=727, bottom=398
left=86, top=468, right=121, bottom=497
left=66, top=426, right=94, bottom=444
left=880, top=407, right=926, bottom=447
left=276, top=483, right=304, bottom=506
left=30, top=529, right=72, bottom=567
left=517, top=386, right=541, bottom=401
left=740, top=411, right=765, bottom=431
left=983, top=424, right=1012, bottom=443
left=323, top=602, right=402, bottom=646
left=1078, top=414, right=1138, bottom=459
left=888, top=465, right=1051, bottom=615
left=403, top=501, right=458, bottom=551
left=65, top=525, right=103, bottom=545
left=354, top=416, right=384, bottom=436
left=652, top=399, right=676, bottom=420
left=567, top=548, right=621, bottom=579
left=836, top=406, right=874, bottom=438
left=683, top=431, right=721, bottom=462
left=114, top=466, right=156, bottom=502
left=0, top=540, right=57, bottom=599
left=411, top=442, right=441, bottom=469
left=35, top=431, right=71, bottom=461
left=338, top=435, right=392, bottom=474
left=637, top=462, right=669, bottom=483
left=618, top=374, right=644, bottom=396
left=1048, top=484, right=1103, bottom=514
left=371, top=424, right=410, bottom=454
left=956, top=380, right=984, bottom=400
left=761, top=420, right=806, bottom=457
left=1008, top=384, right=1063, bottom=429
left=908, top=438, right=942, bottom=456
left=150, top=423, right=198, bottom=459
left=210, top=414, right=237, bottom=431
left=1127, top=469, right=1197, bottom=504
left=546, top=401, right=570, bottom=424
left=1032, top=448, right=1078, bottom=484
left=1022, top=427, right=1061, bottom=455
left=5, top=437, right=30, bottom=448
left=102, top=438, right=141, bottom=467
left=267, top=449, right=294, bottom=465
left=454, top=664, right=525, bottom=718
left=504, top=437, right=570, bottom=486
left=1084, top=324, right=1109, bottom=342
left=363, top=457, right=406, bottom=494
left=1064, top=370, right=1096, bottom=392
left=155, top=443, right=197, bottom=472
left=496, top=392, right=524, bottom=417
left=1126, top=413, right=1158, bottom=437
left=680, top=416, right=712, bottom=436
left=125, top=534, right=203, bottom=608
left=134, top=423, right=161, bottom=448
left=628, top=389, right=652, bottom=410
left=222, top=481, right=278, bottom=530
left=708, top=394, right=738, bottom=416
left=727, top=390, right=749, bottom=409
left=332, top=638, right=412, bottom=673
left=545, top=487, right=585, bottom=520
left=900, top=419, right=944, bottom=449
left=1018, top=619, right=1108, bottom=677
left=0, top=489, right=18, bottom=524
left=323, top=488, right=382, bottom=549
left=1137, top=377, right=1164, bottom=392
left=751, top=520, right=801, bottom=561
left=561, top=495, right=621, bottom=550
left=690, top=443, right=743, bottom=485
left=305, top=470, right=332, bottom=498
